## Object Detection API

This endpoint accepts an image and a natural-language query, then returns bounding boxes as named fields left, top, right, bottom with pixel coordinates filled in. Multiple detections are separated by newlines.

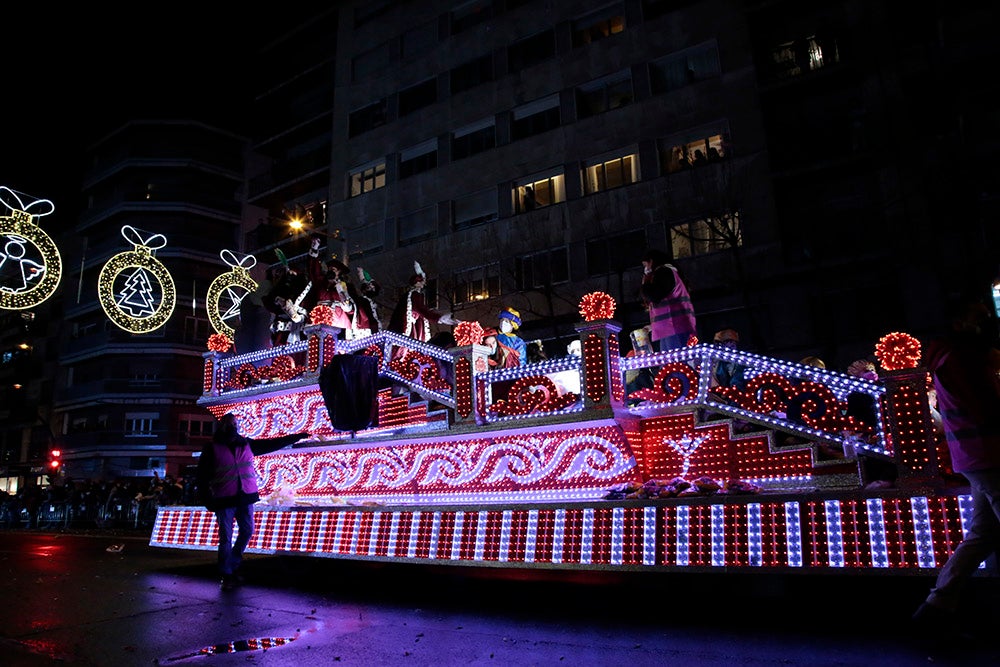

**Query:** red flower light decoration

left=875, top=331, right=922, bottom=371
left=687, top=334, right=699, bottom=347
left=579, top=292, right=616, bottom=321
left=310, top=305, right=335, bottom=326
left=207, top=333, right=232, bottom=353
left=454, top=320, right=485, bottom=346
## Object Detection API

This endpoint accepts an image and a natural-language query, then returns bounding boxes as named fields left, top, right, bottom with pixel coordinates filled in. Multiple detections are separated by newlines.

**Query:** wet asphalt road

left=1, top=530, right=998, bottom=666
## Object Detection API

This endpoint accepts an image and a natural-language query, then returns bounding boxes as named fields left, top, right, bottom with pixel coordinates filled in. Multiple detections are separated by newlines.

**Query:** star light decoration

left=875, top=332, right=922, bottom=371
left=206, top=250, right=258, bottom=338
left=0, top=186, right=62, bottom=310
left=207, top=332, right=233, bottom=353
left=98, top=225, right=176, bottom=333
left=579, top=292, right=616, bottom=321
left=454, top=320, right=486, bottom=346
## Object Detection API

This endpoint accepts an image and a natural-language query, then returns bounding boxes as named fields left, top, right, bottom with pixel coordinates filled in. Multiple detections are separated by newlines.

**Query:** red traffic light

left=50, top=448, right=61, bottom=458
left=48, top=459, right=61, bottom=469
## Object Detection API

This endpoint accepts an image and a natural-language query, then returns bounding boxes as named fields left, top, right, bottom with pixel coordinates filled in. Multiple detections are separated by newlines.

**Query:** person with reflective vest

left=639, top=248, right=697, bottom=351
left=197, top=413, right=309, bottom=590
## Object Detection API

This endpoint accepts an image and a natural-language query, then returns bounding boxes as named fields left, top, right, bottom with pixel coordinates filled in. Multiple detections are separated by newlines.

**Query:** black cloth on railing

left=320, top=354, right=379, bottom=433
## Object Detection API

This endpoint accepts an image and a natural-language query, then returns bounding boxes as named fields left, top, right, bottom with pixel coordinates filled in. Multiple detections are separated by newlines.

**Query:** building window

left=507, top=29, right=556, bottom=72
left=399, top=139, right=438, bottom=179
left=352, top=42, right=391, bottom=83
left=180, top=415, right=215, bottom=438
left=125, top=412, right=159, bottom=437
left=766, top=35, right=840, bottom=80
left=349, top=221, right=384, bottom=258
left=649, top=42, right=721, bottom=94
left=451, top=0, right=492, bottom=35
left=513, top=172, right=565, bottom=214
left=586, top=230, right=646, bottom=276
left=512, top=94, right=561, bottom=141
left=350, top=161, right=386, bottom=197
left=515, top=247, right=569, bottom=290
left=450, top=54, right=495, bottom=95
left=129, top=371, right=161, bottom=387
left=399, top=78, right=437, bottom=117
left=398, top=205, right=437, bottom=245
left=452, top=118, right=496, bottom=160
left=453, top=187, right=498, bottom=229
left=662, top=133, right=726, bottom=173
left=571, top=4, right=625, bottom=48
left=453, top=263, right=501, bottom=305
left=402, top=20, right=438, bottom=60
left=349, top=100, right=388, bottom=137
left=582, top=152, right=640, bottom=195
left=575, top=70, right=633, bottom=119
left=670, top=212, right=742, bottom=259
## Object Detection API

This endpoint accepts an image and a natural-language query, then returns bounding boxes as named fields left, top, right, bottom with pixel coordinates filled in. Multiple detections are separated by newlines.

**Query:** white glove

left=438, top=313, right=457, bottom=326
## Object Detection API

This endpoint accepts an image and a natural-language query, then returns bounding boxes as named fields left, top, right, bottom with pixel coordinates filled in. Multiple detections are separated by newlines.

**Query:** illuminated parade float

left=149, top=291, right=977, bottom=576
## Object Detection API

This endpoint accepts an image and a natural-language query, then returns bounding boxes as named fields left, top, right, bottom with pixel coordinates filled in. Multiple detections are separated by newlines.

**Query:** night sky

left=3, top=8, right=260, bottom=228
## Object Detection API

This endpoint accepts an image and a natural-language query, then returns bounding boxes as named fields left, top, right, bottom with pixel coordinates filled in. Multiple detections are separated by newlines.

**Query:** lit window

left=582, top=153, right=639, bottom=194
left=350, top=161, right=387, bottom=197
left=670, top=212, right=742, bottom=259
left=513, top=172, right=565, bottom=214
left=453, top=263, right=501, bottom=305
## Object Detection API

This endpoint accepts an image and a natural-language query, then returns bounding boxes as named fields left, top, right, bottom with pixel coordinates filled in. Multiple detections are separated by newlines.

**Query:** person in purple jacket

left=912, top=294, right=1000, bottom=641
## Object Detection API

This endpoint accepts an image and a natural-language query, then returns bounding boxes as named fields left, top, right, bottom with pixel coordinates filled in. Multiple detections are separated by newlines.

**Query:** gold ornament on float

left=98, top=225, right=176, bottom=333
left=0, top=186, right=62, bottom=310
left=206, top=249, right=258, bottom=338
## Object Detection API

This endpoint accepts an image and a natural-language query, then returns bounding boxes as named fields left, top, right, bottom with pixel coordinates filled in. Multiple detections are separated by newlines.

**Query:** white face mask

left=500, top=319, right=514, bottom=334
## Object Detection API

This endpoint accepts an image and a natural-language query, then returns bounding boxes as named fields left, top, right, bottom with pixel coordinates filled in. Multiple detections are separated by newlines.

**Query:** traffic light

left=47, top=448, right=62, bottom=472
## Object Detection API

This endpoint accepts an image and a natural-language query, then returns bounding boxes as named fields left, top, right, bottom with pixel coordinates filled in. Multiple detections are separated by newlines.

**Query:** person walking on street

left=639, top=249, right=697, bottom=351
left=197, top=413, right=310, bottom=590
left=912, top=294, right=1000, bottom=641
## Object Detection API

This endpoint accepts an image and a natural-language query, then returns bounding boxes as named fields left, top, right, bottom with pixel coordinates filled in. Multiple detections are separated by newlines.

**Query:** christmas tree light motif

left=664, top=433, right=709, bottom=476
left=117, top=266, right=158, bottom=317
left=98, top=225, right=176, bottom=333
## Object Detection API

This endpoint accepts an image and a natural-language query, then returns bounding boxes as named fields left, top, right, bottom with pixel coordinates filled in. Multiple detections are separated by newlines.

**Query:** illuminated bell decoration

left=875, top=332, right=921, bottom=371
left=0, top=186, right=62, bottom=310
left=207, top=332, right=232, bottom=353
left=454, top=320, right=485, bottom=346
left=98, top=225, right=176, bottom=333
left=579, top=291, right=616, bottom=321
left=206, top=249, right=258, bottom=338
left=310, top=304, right=334, bottom=326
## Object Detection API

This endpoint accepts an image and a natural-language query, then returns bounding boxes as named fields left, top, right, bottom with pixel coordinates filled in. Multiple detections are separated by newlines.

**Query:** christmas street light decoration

left=206, top=249, right=258, bottom=338
left=0, top=186, right=62, bottom=310
left=98, top=225, right=176, bottom=333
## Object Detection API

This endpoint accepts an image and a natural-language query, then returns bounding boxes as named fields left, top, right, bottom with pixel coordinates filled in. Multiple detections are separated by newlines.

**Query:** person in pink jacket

left=197, top=413, right=309, bottom=590
left=639, top=249, right=697, bottom=351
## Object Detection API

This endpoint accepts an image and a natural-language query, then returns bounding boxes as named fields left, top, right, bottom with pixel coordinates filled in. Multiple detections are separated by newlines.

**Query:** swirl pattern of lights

left=98, top=225, right=176, bottom=333
left=0, top=186, right=62, bottom=310
left=255, top=424, right=637, bottom=504
left=206, top=249, right=258, bottom=338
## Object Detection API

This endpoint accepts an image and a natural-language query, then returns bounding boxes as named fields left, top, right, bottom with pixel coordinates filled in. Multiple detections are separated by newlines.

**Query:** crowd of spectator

left=0, top=472, right=196, bottom=531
